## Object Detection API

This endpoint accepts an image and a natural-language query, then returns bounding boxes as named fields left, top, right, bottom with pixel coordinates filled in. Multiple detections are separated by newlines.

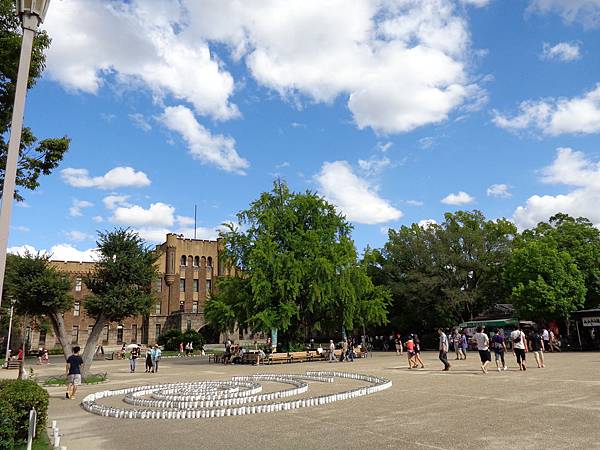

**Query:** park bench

left=289, top=351, right=310, bottom=363
left=207, top=353, right=223, bottom=364
left=241, top=352, right=259, bottom=365
left=266, top=352, right=290, bottom=365
left=5, top=359, right=20, bottom=369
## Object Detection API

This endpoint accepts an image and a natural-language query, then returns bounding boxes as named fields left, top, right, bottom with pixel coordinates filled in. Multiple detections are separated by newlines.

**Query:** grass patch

left=16, top=432, right=52, bottom=450
left=43, top=372, right=107, bottom=386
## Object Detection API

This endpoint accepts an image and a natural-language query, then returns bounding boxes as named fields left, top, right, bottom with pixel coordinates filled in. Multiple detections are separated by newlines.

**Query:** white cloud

left=136, top=226, right=220, bottom=244
left=65, top=230, right=94, bottom=242
left=418, top=137, right=436, bottom=149
left=528, top=0, right=600, bottom=28
left=314, top=161, right=402, bottom=224
left=176, top=215, right=195, bottom=227
left=102, top=194, right=130, bottom=210
left=406, top=200, right=424, bottom=206
left=461, top=0, right=491, bottom=6
left=92, top=216, right=104, bottom=223
left=275, top=162, right=290, bottom=169
left=69, top=199, right=93, bottom=217
left=13, top=225, right=30, bottom=232
left=61, top=167, right=151, bottom=189
left=513, top=147, right=600, bottom=228
left=129, top=113, right=152, bottom=132
left=357, top=156, right=392, bottom=176
left=487, top=184, right=512, bottom=198
left=44, top=0, right=238, bottom=121
left=441, top=191, right=474, bottom=205
left=418, top=219, right=438, bottom=228
left=541, top=41, right=581, bottom=62
left=111, top=202, right=175, bottom=228
left=493, top=84, right=600, bottom=135
left=9, top=244, right=98, bottom=262
left=160, top=106, right=249, bottom=174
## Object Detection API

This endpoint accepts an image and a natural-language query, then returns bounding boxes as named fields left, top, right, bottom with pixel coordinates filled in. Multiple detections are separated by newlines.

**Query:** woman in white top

left=511, top=325, right=528, bottom=371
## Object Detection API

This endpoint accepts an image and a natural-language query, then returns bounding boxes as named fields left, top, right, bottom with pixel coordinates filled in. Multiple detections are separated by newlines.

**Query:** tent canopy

left=459, top=318, right=519, bottom=329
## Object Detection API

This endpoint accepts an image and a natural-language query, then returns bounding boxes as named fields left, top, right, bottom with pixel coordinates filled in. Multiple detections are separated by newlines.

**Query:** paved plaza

left=6, top=351, right=600, bottom=449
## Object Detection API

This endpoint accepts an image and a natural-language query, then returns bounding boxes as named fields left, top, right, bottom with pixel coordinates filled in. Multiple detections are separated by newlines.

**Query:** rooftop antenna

left=194, top=204, right=197, bottom=239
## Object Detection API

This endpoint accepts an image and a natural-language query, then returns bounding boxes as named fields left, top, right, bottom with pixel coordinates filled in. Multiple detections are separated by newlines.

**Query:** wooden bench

left=207, top=353, right=223, bottom=364
left=289, top=351, right=311, bottom=363
left=266, top=352, right=290, bottom=365
left=5, top=359, right=20, bottom=369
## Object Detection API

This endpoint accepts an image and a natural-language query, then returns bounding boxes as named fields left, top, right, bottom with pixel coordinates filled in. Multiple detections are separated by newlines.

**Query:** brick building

left=28, top=233, right=231, bottom=350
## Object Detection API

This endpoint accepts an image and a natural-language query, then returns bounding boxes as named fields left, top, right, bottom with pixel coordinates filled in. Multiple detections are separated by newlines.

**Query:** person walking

left=65, top=346, right=84, bottom=400
left=129, top=345, right=140, bottom=373
left=145, top=346, right=153, bottom=373
left=459, top=331, right=468, bottom=360
left=452, top=329, right=462, bottom=360
left=438, top=329, right=450, bottom=371
left=474, top=326, right=491, bottom=374
left=340, top=339, right=349, bottom=362
left=511, top=325, right=528, bottom=371
left=528, top=329, right=545, bottom=368
left=541, top=327, right=550, bottom=353
left=405, top=335, right=417, bottom=368
left=328, top=340, right=336, bottom=362
left=491, top=329, right=508, bottom=371
left=413, top=334, right=425, bottom=368
left=395, top=334, right=403, bottom=356
left=179, top=341, right=184, bottom=355
left=151, top=344, right=162, bottom=373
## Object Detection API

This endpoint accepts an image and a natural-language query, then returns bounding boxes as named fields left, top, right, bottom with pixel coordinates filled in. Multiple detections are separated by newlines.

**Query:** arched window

left=180, top=255, right=187, bottom=266
left=194, top=256, right=200, bottom=267
left=201, top=256, right=207, bottom=267
left=207, top=256, right=213, bottom=267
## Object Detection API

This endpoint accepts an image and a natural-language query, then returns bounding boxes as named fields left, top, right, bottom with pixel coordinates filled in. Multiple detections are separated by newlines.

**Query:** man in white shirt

left=474, top=326, right=491, bottom=374
left=438, top=329, right=450, bottom=371
left=511, top=325, right=528, bottom=371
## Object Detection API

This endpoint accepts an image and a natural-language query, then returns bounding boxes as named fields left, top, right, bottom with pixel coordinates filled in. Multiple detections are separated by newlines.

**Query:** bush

left=0, top=398, right=17, bottom=450
left=0, top=380, right=49, bottom=444
left=158, top=329, right=204, bottom=351
left=182, top=329, right=204, bottom=350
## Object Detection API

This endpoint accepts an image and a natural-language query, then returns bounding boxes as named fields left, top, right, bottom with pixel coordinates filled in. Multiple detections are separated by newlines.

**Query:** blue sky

left=7, top=0, right=600, bottom=261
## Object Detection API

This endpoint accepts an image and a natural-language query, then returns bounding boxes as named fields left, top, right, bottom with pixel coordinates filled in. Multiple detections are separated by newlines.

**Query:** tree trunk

left=49, top=312, right=72, bottom=361
left=81, top=314, right=107, bottom=378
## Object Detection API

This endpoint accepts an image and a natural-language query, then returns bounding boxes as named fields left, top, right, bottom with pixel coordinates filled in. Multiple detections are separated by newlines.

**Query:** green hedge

left=158, top=329, right=204, bottom=351
left=0, top=398, right=17, bottom=450
left=0, top=380, right=49, bottom=448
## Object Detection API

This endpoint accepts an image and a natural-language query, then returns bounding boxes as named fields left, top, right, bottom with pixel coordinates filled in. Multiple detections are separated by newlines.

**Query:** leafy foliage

left=505, top=238, right=586, bottom=322
left=0, top=379, right=48, bottom=444
left=5, top=252, right=73, bottom=317
left=84, top=229, right=159, bottom=322
left=0, top=0, right=70, bottom=200
left=0, top=397, right=16, bottom=450
left=157, top=329, right=204, bottom=351
left=372, top=211, right=516, bottom=332
left=210, top=180, right=389, bottom=341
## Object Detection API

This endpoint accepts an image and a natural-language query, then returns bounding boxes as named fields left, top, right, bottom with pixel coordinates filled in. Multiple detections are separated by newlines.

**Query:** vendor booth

left=572, top=309, right=600, bottom=350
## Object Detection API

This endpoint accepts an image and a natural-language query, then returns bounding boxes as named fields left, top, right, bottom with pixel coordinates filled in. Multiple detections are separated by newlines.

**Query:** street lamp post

left=0, top=0, right=50, bottom=313
left=3, top=297, right=16, bottom=368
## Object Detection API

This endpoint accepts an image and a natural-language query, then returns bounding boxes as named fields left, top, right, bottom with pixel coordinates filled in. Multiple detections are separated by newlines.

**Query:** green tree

left=4, top=252, right=73, bottom=357
left=210, top=180, right=389, bottom=344
left=373, top=211, right=517, bottom=332
left=80, top=229, right=159, bottom=375
left=524, top=213, right=600, bottom=308
left=505, top=239, right=585, bottom=329
left=1, top=0, right=70, bottom=200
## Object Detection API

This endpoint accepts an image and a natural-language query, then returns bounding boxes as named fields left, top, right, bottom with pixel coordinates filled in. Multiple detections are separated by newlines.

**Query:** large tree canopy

left=0, top=0, right=69, bottom=200
left=207, top=181, right=389, bottom=342
left=371, top=210, right=517, bottom=331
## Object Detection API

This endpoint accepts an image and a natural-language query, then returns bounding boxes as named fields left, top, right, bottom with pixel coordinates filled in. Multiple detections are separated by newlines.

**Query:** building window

left=180, top=278, right=186, bottom=292
left=180, top=255, right=187, bottom=266
left=192, top=301, right=198, bottom=313
left=193, top=279, right=199, bottom=292
left=155, top=324, right=161, bottom=340
left=39, top=329, right=46, bottom=346
left=155, top=302, right=161, bottom=315
left=194, top=256, right=199, bottom=267
left=179, top=301, right=184, bottom=312
left=103, top=325, right=109, bottom=344
left=72, top=325, right=79, bottom=344
left=187, top=320, right=192, bottom=331
left=117, top=325, right=124, bottom=344
left=207, top=256, right=213, bottom=267
left=75, top=277, right=82, bottom=292
left=201, top=256, right=206, bottom=267
left=155, top=278, right=162, bottom=292
left=206, top=279, right=212, bottom=296
left=131, top=324, right=137, bottom=343
left=73, top=301, right=80, bottom=316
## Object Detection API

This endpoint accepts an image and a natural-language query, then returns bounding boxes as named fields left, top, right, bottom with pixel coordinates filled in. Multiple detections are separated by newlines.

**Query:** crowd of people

left=437, top=324, right=558, bottom=373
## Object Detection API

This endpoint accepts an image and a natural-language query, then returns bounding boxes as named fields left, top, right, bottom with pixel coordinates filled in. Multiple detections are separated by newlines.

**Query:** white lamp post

left=3, top=297, right=16, bottom=368
left=0, top=0, right=50, bottom=313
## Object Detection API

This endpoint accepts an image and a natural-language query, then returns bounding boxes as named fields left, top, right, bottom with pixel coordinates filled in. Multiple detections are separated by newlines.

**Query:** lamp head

left=16, top=0, right=50, bottom=30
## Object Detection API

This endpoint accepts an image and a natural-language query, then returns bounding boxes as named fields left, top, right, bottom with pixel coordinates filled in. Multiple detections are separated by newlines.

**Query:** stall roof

left=459, top=318, right=519, bottom=328
left=572, top=309, right=600, bottom=317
